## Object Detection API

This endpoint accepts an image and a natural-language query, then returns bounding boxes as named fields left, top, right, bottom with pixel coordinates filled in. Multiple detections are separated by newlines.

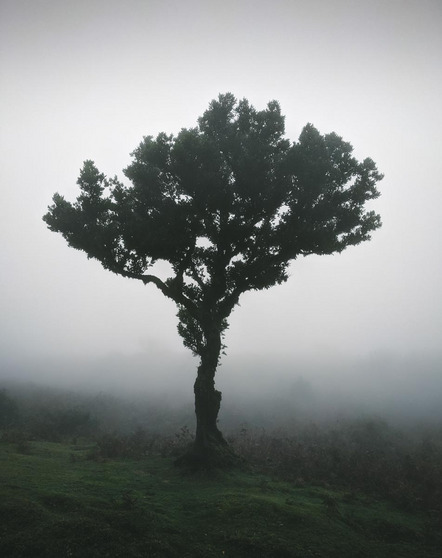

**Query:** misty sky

left=1, top=0, right=441, bottom=396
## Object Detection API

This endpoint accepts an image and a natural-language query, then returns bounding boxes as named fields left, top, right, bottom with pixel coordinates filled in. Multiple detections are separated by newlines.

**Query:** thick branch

left=114, top=268, right=198, bottom=316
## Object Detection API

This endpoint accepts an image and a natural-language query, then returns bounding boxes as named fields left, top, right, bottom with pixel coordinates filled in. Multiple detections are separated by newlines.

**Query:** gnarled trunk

left=194, top=356, right=225, bottom=450
left=176, top=326, right=236, bottom=469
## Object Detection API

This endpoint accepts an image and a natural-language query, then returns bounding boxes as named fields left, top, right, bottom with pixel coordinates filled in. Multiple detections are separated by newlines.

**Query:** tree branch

left=114, top=268, right=198, bottom=316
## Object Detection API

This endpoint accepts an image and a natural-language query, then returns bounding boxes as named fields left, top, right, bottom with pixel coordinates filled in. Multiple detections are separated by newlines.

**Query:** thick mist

left=2, top=350, right=441, bottom=432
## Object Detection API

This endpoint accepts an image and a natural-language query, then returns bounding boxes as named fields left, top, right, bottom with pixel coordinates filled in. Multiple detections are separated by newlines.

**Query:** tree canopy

left=43, top=93, right=382, bottom=466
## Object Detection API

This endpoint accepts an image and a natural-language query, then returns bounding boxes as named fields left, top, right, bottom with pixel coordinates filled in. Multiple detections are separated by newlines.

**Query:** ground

left=0, top=439, right=440, bottom=558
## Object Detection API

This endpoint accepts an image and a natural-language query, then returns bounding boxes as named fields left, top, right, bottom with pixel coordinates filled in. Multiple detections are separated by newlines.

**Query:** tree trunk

left=175, top=326, right=236, bottom=469
left=194, top=358, right=225, bottom=450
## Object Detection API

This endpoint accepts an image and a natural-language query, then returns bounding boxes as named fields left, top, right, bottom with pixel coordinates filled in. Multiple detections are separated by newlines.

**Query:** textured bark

left=176, top=327, right=237, bottom=469
left=194, top=361, right=225, bottom=449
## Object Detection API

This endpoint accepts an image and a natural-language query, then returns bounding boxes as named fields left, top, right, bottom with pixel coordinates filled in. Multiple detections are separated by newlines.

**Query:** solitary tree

left=43, top=94, right=382, bottom=467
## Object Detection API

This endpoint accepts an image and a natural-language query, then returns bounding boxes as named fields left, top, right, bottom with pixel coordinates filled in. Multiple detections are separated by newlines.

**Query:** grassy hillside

left=0, top=439, right=440, bottom=558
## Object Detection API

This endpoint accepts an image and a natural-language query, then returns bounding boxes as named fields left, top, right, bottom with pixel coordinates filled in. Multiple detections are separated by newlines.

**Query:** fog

left=1, top=1, right=441, bottom=430
left=3, top=349, right=442, bottom=430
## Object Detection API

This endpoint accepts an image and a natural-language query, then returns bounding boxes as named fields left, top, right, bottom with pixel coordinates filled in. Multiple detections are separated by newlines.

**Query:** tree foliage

left=44, top=93, right=382, bottom=357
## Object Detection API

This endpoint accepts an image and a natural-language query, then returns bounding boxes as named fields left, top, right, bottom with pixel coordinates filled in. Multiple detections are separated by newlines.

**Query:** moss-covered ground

left=0, top=440, right=440, bottom=557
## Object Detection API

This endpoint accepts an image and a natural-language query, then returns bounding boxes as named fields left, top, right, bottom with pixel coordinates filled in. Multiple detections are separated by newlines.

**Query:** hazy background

left=1, top=0, right=441, bottom=422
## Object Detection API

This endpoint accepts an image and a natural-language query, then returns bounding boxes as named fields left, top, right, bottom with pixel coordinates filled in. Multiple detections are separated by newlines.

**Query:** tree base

left=174, top=440, right=242, bottom=472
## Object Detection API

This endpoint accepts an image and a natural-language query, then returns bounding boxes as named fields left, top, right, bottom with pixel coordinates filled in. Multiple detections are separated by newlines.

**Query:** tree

left=43, top=93, right=382, bottom=467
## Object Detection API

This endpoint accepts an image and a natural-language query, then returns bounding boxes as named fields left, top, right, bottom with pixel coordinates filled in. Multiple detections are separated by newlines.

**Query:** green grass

left=0, top=440, right=439, bottom=557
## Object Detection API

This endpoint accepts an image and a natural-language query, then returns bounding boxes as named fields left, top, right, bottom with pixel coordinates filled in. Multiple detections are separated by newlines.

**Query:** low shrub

left=228, top=420, right=442, bottom=516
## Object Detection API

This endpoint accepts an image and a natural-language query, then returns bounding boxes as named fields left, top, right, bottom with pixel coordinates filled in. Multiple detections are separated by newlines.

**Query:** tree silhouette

left=43, top=94, right=382, bottom=467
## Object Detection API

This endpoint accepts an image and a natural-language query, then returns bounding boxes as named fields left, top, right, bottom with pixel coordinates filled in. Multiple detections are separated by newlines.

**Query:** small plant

left=322, top=495, right=341, bottom=520
left=120, top=490, right=138, bottom=509
left=16, top=439, right=31, bottom=454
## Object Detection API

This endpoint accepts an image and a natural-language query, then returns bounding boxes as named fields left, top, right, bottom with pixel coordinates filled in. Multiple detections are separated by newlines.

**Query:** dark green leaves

left=43, top=93, right=382, bottom=355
